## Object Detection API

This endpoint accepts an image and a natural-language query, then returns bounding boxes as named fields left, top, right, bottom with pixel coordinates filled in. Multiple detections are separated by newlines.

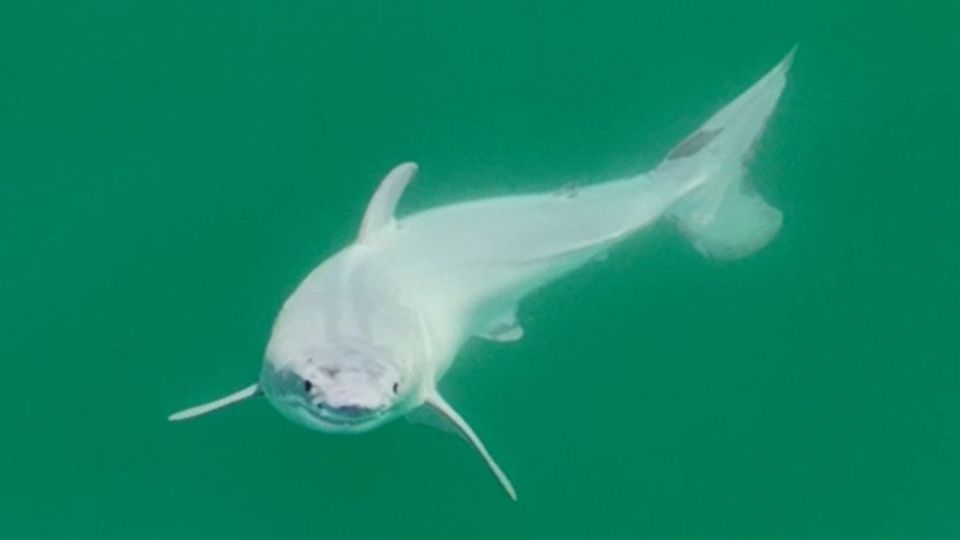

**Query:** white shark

left=169, top=49, right=795, bottom=500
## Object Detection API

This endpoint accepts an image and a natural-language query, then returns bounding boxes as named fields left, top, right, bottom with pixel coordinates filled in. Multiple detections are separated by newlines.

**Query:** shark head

left=259, top=341, right=417, bottom=434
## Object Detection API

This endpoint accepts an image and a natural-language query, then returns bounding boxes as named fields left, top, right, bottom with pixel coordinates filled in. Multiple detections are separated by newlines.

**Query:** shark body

left=170, top=49, right=795, bottom=500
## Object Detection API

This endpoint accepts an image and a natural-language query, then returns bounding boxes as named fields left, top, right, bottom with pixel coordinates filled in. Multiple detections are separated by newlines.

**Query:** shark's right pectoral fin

left=419, top=392, right=517, bottom=501
left=168, top=383, right=260, bottom=422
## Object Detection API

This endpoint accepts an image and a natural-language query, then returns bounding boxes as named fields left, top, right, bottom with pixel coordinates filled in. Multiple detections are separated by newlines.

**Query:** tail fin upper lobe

left=659, top=47, right=795, bottom=259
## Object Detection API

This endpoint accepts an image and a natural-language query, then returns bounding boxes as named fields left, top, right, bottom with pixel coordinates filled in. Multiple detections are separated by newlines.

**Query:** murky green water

left=1, top=1, right=957, bottom=538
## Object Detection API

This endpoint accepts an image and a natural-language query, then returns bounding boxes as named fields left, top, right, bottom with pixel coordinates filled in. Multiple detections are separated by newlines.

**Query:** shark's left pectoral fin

left=358, top=162, right=418, bottom=241
left=421, top=392, right=517, bottom=501
left=168, top=383, right=260, bottom=422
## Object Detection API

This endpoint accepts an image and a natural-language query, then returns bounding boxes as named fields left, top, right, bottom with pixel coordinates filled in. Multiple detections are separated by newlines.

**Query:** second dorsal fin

left=358, top=162, right=418, bottom=241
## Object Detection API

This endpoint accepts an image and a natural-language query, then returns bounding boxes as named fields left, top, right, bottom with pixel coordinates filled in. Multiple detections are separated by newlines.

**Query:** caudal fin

left=659, top=47, right=795, bottom=259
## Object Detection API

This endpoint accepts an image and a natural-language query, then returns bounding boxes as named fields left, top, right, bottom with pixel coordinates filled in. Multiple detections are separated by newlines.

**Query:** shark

left=169, top=48, right=795, bottom=500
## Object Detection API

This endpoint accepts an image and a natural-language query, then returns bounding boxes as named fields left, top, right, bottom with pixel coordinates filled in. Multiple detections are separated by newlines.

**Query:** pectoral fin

left=422, top=392, right=517, bottom=501
left=358, top=162, right=418, bottom=241
left=168, top=383, right=260, bottom=422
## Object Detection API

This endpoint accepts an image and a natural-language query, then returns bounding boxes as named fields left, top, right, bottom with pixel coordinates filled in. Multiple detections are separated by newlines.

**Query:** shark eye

left=303, top=379, right=313, bottom=393
left=392, top=382, right=399, bottom=394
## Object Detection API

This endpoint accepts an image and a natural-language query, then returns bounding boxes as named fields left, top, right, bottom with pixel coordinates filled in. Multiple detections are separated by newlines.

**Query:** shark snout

left=307, top=368, right=393, bottom=413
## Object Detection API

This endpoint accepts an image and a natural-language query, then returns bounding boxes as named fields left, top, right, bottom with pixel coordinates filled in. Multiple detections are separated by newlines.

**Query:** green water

left=2, top=1, right=957, bottom=538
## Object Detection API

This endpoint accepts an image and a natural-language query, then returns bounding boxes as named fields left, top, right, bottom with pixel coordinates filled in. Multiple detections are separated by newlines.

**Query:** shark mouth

left=314, top=403, right=388, bottom=427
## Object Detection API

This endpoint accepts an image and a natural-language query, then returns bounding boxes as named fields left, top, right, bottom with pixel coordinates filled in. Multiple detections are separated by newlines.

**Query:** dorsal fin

left=168, top=383, right=260, bottom=421
left=422, top=392, right=517, bottom=500
left=358, top=162, right=418, bottom=241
